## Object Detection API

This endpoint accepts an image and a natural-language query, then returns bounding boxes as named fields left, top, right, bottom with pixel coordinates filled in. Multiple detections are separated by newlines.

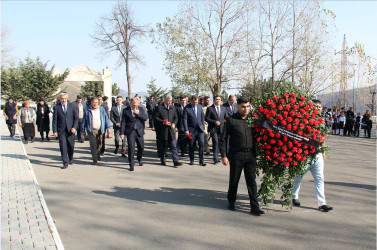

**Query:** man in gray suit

left=110, top=96, right=126, bottom=157
left=183, top=95, right=206, bottom=166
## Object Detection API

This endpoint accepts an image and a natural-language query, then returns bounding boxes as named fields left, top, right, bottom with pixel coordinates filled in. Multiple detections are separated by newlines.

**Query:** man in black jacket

left=146, top=97, right=156, bottom=128
left=205, top=95, right=227, bottom=164
left=219, top=96, right=263, bottom=216
left=110, top=96, right=126, bottom=157
left=154, top=95, right=182, bottom=167
left=73, top=95, right=86, bottom=143
left=176, top=97, right=188, bottom=156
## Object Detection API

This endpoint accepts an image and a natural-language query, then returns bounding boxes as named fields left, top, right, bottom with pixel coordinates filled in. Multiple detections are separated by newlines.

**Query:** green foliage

left=146, top=78, right=168, bottom=100
left=112, top=82, right=120, bottom=96
left=81, top=81, right=103, bottom=98
left=1, top=57, right=68, bottom=103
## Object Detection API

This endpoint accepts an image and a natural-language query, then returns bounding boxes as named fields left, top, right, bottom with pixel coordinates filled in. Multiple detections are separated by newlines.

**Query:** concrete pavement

left=15, top=122, right=377, bottom=249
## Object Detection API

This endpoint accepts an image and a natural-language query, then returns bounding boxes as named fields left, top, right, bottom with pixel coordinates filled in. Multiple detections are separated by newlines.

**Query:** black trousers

left=100, top=133, right=106, bottom=154
left=189, top=132, right=204, bottom=164
left=177, top=132, right=189, bottom=154
left=211, top=131, right=221, bottom=161
left=7, top=124, right=16, bottom=136
left=88, top=129, right=102, bottom=162
left=158, top=136, right=179, bottom=163
left=354, top=124, right=360, bottom=137
left=228, top=151, right=259, bottom=209
left=126, top=130, right=144, bottom=166
left=58, top=131, right=75, bottom=165
left=77, top=118, right=84, bottom=141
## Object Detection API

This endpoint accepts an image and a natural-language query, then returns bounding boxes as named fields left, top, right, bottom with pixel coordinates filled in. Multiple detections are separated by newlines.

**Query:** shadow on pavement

left=313, top=180, right=376, bottom=190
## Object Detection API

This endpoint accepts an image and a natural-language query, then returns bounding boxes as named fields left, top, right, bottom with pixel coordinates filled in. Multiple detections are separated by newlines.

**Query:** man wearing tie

left=120, top=98, right=148, bottom=171
left=205, top=95, right=226, bottom=164
left=74, top=95, right=86, bottom=143
left=52, top=93, right=79, bottom=169
left=183, top=95, right=206, bottom=166
left=154, top=95, right=182, bottom=167
left=110, top=96, right=126, bottom=157
left=223, top=94, right=237, bottom=119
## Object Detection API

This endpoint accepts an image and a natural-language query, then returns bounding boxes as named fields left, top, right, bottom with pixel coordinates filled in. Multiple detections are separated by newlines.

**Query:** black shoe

left=100, top=152, right=104, bottom=156
left=189, top=161, right=194, bottom=165
left=213, top=160, right=219, bottom=164
left=79, top=139, right=84, bottom=143
left=138, top=160, right=143, bottom=166
left=174, top=162, right=182, bottom=167
left=41, top=138, right=44, bottom=142
left=92, top=161, right=97, bottom=165
left=200, top=163, right=206, bottom=166
left=122, top=153, right=127, bottom=158
left=250, top=207, right=265, bottom=216
left=46, top=137, right=50, bottom=141
left=97, top=155, right=102, bottom=161
left=319, top=205, right=333, bottom=212
left=114, top=148, right=118, bottom=155
left=292, top=199, right=301, bottom=207
left=227, top=202, right=236, bottom=211
left=31, top=138, right=35, bottom=143
left=180, top=153, right=185, bottom=157
left=161, top=160, right=166, bottom=166
left=61, top=164, right=68, bottom=169
left=69, top=160, right=73, bottom=165
left=24, top=140, right=28, bottom=144
left=129, top=165, right=134, bottom=171
left=205, top=151, right=210, bottom=155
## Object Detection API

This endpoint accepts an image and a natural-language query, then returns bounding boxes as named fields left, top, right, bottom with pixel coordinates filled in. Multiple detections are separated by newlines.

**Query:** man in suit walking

left=120, top=98, right=148, bottom=171
left=223, top=94, right=237, bottom=119
left=110, top=96, right=126, bottom=157
left=183, top=95, right=206, bottom=166
left=205, top=95, right=226, bottom=164
left=52, top=93, right=79, bottom=169
left=73, top=95, right=86, bottom=143
left=154, top=95, right=183, bottom=167
left=146, top=96, right=156, bottom=128
left=176, top=97, right=188, bottom=156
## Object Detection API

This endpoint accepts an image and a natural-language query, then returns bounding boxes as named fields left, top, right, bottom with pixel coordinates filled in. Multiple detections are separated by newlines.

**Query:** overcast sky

left=2, top=1, right=376, bottom=94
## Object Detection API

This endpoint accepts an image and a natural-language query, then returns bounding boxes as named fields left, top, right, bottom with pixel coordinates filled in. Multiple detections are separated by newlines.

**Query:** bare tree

left=1, top=25, right=14, bottom=67
left=91, top=1, right=147, bottom=99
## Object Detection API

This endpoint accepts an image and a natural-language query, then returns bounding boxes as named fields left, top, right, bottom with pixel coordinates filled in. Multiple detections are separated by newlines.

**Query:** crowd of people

left=322, top=106, right=373, bottom=138
left=3, top=92, right=374, bottom=215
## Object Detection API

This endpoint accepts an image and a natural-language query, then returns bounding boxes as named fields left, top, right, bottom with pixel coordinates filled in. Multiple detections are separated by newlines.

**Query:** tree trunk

left=126, top=53, right=132, bottom=99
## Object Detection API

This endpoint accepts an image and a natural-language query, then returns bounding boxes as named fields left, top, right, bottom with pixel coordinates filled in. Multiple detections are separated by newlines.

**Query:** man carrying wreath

left=154, top=95, right=183, bottom=167
left=292, top=99, right=333, bottom=212
left=220, top=96, right=264, bottom=216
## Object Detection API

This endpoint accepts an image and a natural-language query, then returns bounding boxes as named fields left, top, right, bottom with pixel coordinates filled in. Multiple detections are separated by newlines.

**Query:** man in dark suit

left=154, top=95, right=182, bottom=167
left=146, top=97, right=156, bottom=128
left=176, top=97, right=188, bottom=156
left=205, top=95, right=227, bottom=164
left=73, top=95, right=86, bottom=143
left=110, top=96, right=126, bottom=157
left=120, top=98, right=148, bottom=171
left=223, top=94, right=237, bottom=119
left=183, top=95, right=206, bottom=166
left=52, top=93, right=79, bottom=169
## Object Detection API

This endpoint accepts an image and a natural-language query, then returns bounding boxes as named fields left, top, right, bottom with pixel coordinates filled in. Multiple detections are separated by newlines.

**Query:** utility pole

left=339, top=34, right=347, bottom=109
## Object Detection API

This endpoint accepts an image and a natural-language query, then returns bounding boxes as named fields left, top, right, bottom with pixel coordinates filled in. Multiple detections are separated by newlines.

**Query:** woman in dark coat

left=3, top=96, right=18, bottom=137
left=36, top=98, right=51, bottom=141
left=362, top=110, right=372, bottom=138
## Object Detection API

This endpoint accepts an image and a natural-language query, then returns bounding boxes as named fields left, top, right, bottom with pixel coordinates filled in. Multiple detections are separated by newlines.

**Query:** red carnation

left=286, top=124, right=292, bottom=130
left=293, top=105, right=299, bottom=110
left=277, top=114, right=283, bottom=120
left=292, top=147, right=298, bottom=153
left=297, top=131, right=303, bottom=135
left=296, top=113, right=302, bottom=118
left=290, top=111, right=295, bottom=117
left=288, top=142, right=293, bottom=148
left=306, top=126, right=312, bottom=132
left=319, top=135, right=325, bottom=142
left=283, top=162, right=290, bottom=167
left=298, top=101, right=303, bottom=107
left=300, top=156, right=307, bottom=162
left=263, top=135, right=268, bottom=141
left=292, top=162, right=298, bottom=166
left=272, top=152, right=278, bottom=158
left=297, top=148, right=303, bottom=154
left=283, top=111, right=288, bottom=117
left=264, top=109, right=269, bottom=115
left=279, top=157, right=285, bottom=162
left=284, top=93, right=289, bottom=98
left=283, top=136, right=288, bottom=142
left=262, top=129, right=267, bottom=133
left=281, top=146, right=287, bottom=151
left=287, top=151, right=293, bottom=157
left=122, top=147, right=126, bottom=152
left=308, top=120, right=314, bottom=125
left=287, top=117, right=293, bottom=123
left=300, top=108, right=306, bottom=114
left=290, top=99, right=295, bottom=104
left=313, top=109, right=318, bottom=115
left=260, top=145, right=265, bottom=150
left=308, top=102, right=314, bottom=108
left=318, top=118, right=323, bottom=124
left=300, top=96, right=306, bottom=101
left=266, top=145, right=271, bottom=149
left=280, top=120, right=287, bottom=126
left=271, top=119, right=277, bottom=125
left=257, top=137, right=262, bottom=142
left=277, top=140, right=283, bottom=146
left=259, top=106, right=264, bottom=112
left=265, top=150, right=271, bottom=155
left=272, top=147, right=278, bottom=152
left=269, top=133, right=275, bottom=138
left=304, top=105, right=310, bottom=111
left=313, top=121, right=319, bottom=126
left=266, top=99, right=272, bottom=104
left=295, top=154, right=301, bottom=160
left=287, top=157, right=293, bottom=162
left=273, top=160, right=279, bottom=165
left=270, top=139, right=276, bottom=144
left=299, top=123, right=305, bottom=129
left=285, top=104, right=291, bottom=110
left=303, top=119, right=308, bottom=124
left=304, top=150, right=309, bottom=155
left=278, top=105, right=283, bottom=111
left=266, top=114, right=271, bottom=120
left=312, top=134, right=317, bottom=140
left=280, top=99, right=286, bottom=103
left=305, top=113, right=310, bottom=119
left=294, top=118, right=300, bottom=124
left=266, top=156, right=272, bottom=161
left=290, top=93, right=296, bottom=98
left=272, top=95, right=279, bottom=100
left=224, top=119, right=227, bottom=123
left=255, top=128, right=261, bottom=133
left=252, top=113, right=259, bottom=118
left=311, top=113, right=316, bottom=118
left=271, top=103, right=276, bottom=109
left=275, top=133, right=281, bottom=138
left=310, top=148, right=316, bottom=154
left=270, top=110, right=277, bottom=116
left=164, top=119, right=168, bottom=124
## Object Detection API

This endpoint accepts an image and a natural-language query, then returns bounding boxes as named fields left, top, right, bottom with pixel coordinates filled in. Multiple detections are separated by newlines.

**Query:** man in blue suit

left=52, top=93, right=79, bottom=169
left=223, top=94, right=237, bottom=119
left=183, top=95, right=206, bottom=166
left=205, top=95, right=227, bottom=164
left=120, top=98, right=148, bottom=171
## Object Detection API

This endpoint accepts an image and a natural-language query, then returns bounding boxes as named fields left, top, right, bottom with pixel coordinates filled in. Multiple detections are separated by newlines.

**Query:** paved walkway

left=1, top=115, right=63, bottom=249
